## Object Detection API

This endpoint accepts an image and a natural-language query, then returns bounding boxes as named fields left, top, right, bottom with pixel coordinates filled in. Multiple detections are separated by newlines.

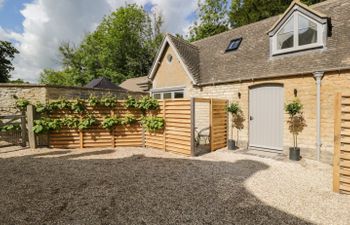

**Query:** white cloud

left=0, top=0, right=5, bottom=9
left=7, top=0, right=197, bottom=83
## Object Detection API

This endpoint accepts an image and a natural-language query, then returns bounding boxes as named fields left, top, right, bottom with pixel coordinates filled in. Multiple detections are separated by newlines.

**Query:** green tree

left=229, top=0, right=325, bottom=28
left=8, top=78, right=28, bottom=84
left=189, top=0, right=229, bottom=42
left=41, top=4, right=163, bottom=86
left=40, top=69, right=76, bottom=86
left=0, top=41, right=19, bottom=83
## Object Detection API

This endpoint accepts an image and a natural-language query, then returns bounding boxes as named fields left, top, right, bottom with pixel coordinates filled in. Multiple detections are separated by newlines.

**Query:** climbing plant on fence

left=14, top=95, right=164, bottom=149
left=28, top=96, right=164, bottom=134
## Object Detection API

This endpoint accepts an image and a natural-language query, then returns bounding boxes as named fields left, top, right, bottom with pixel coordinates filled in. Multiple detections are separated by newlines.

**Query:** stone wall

left=0, top=86, right=47, bottom=115
left=46, top=86, right=141, bottom=100
left=189, top=71, right=350, bottom=164
left=0, top=84, right=144, bottom=115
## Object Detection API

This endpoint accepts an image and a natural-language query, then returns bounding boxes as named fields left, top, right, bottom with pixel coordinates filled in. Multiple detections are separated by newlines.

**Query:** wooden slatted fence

left=46, top=98, right=228, bottom=156
left=210, top=99, right=229, bottom=151
left=145, top=99, right=193, bottom=155
left=334, top=93, right=350, bottom=194
left=49, top=102, right=143, bottom=149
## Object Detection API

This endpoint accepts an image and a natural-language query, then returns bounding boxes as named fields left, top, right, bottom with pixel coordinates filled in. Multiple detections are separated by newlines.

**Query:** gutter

left=195, top=66, right=350, bottom=87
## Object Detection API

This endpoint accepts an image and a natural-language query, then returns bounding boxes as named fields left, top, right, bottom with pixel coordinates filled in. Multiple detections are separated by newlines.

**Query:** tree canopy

left=0, top=41, right=19, bottom=83
left=229, top=0, right=325, bottom=28
left=189, top=0, right=229, bottom=42
left=40, top=4, right=163, bottom=86
left=189, top=0, right=325, bottom=41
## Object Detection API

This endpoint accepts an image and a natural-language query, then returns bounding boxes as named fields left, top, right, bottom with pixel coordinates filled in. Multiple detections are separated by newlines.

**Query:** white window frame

left=151, top=89, right=185, bottom=99
left=271, top=11, right=327, bottom=56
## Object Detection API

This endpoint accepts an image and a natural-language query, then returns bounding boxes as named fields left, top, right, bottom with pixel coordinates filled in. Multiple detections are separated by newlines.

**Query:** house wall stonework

left=189, top=71, right=350, bottom=164
left=152, top=45, right=192, bottom=97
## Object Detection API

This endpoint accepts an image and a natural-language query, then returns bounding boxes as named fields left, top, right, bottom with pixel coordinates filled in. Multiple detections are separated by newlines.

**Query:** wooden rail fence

left=47, top=98, right=228, bottom=156
left=334, top=93, right=350, bottom=194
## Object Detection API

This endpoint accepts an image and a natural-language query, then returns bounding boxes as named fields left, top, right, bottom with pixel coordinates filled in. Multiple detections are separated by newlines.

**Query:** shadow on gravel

left=0, top=152, right=314, bottom=225
left=31, top=150, right=72, bottom=157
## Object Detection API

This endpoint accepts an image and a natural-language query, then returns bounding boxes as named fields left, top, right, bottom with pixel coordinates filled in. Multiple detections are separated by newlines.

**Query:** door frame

left=248, top=83, right=284, bottom=151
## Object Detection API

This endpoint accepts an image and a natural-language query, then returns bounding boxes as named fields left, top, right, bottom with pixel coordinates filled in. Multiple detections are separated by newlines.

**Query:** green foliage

left=226, top=102, right=241, bottom=115
left=100, top=96, right=117, bottom=108
left=285, top=99, right=303, bottom=117
left=137, top=96, right=159, bottom=113
left=33, top=118, right=62, bottom=134
left=39, top=4, right=164, bottom=86
left=102, top=115, right=120, bottom=130
left=0, top=41, right=19, bottom=83
left=229, top=0, right=325, bottom=28
left=39, top=69, right=76, bottom=86
left=78, top=115, right=98, bottom=130
left=124, top=96, right=138, bottom=109
left=120, top=114, right=137, bottom=125
left=15, top=98, right=30, bottom=110
left=285, top=98, right=305, bottom=148
left=0, top=124, right=20, bottom=132
left=87, top=95, right=100, bottom=107
left=189, top=0, right=229, bottom=42
left=8, top=79, right=28, bottom=84
left=35, top=102, right=48, bottom=113
left=70, top=99, right=86, bottom=113
left=61, top=117, right=80, bottom=129
left=141, top=116, right=164, bottom=132
left=33, top=119, right=49, bottom=134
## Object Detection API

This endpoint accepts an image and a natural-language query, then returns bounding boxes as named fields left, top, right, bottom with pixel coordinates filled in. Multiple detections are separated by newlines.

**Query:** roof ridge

left=167, top=33, right=199, bottom=50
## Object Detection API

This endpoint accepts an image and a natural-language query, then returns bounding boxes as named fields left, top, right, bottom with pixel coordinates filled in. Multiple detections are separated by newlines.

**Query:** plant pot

left=228, top=139, right=236, bottom=150
left=289, top=147, right=301, bottom=161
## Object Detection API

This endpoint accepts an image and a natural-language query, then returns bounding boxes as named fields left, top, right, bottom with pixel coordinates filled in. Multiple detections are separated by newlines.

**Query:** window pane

left=298, top=15, right=317, bottom=46
left=153, top=93, right=161, bottom=99
left=174, top=92, right=184, bottom=99
left=163, top=93, right=172, bottom=99
left=277, top=16, right=294, bottom=50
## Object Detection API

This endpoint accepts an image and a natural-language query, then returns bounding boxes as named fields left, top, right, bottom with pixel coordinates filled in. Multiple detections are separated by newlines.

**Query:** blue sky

left=0, top=0, right=198, bottom=82
left=0, top=0, right=29, bottom=33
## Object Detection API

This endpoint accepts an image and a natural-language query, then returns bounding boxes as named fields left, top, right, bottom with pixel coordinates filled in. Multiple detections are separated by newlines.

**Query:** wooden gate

left=0, top=113, right=27, bottom=147
left=210, top=99, right=228, bottom=151
left=333, top=93, right=350, bottom=194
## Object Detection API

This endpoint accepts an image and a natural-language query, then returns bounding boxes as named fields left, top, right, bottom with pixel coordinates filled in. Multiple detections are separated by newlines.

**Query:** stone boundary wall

left=0, top=84, right=145, bottom=115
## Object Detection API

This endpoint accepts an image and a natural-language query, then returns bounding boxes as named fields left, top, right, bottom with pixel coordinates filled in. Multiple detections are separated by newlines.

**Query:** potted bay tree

left=285, top=98, right=305, bottom=161
left=226, top=102, right=243, bottom=150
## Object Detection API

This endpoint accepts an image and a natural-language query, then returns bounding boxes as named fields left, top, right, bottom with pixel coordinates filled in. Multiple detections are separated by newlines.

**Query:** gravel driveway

left=0, top=147, right=349, bottom=225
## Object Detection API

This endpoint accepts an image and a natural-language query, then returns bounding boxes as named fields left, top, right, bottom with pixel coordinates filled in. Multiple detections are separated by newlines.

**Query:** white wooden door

left=249, top=85, right=284, bottom=150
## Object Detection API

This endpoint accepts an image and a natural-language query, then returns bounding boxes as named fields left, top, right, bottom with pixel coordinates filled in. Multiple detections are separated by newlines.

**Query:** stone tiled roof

left=84, top=77, right=126, bottom=91
left=120, top=76, right=150, bottom=92
left=167, top=0, right=350, bottom=86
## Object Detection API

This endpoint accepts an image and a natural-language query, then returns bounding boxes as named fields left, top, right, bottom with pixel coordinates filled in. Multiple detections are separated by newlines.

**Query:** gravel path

left=0, top=147, right=349, bottom=225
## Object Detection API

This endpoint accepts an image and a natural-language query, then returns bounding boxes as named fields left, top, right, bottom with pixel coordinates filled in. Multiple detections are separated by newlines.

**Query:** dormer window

left=268, top=2, right=328, bottom=56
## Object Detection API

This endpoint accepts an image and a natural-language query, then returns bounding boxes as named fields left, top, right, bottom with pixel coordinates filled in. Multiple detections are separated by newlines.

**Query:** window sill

left=272, top=45, right=324, bottom=57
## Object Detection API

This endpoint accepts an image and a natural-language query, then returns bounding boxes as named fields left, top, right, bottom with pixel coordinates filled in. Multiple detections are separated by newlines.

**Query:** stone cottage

left=147, top=0, right=350, bottom=163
